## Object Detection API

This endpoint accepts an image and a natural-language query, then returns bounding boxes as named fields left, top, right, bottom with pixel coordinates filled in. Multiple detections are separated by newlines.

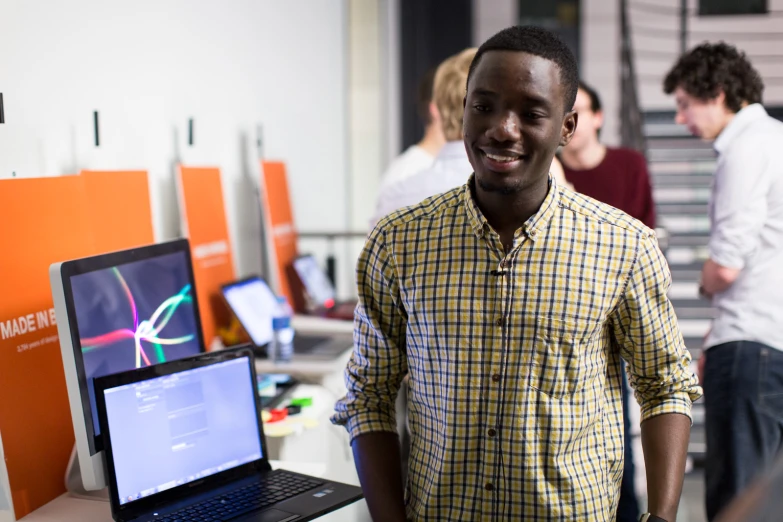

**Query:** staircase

left=643, top=110, right=715, bottom=461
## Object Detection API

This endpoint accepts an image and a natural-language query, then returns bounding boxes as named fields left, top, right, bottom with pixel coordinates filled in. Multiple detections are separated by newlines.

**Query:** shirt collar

left=462, top=173, right=561, bottom=241
left=714, top=103, right=767, bottom=154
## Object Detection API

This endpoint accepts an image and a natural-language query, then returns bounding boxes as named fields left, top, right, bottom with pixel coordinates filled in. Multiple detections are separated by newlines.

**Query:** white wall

left=0, top=0, right=348, bottom=281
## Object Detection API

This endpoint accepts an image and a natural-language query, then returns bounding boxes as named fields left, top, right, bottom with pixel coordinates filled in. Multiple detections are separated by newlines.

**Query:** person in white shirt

left=371, top=48, right=477, bottom=228
left=376, top=69, right=445, bottom=196
left=664, top=42, right=783, bottom=521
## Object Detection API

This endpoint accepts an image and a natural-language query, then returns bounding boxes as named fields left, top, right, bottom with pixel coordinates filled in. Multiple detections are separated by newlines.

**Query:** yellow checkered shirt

left=332, top=176, right=702, bottom=521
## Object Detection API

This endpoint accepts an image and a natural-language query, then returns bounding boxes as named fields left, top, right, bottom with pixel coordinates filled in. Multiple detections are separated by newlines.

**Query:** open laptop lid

left=219, top=276, right=279, bottom=349
left=291, top=255, right=336, bottom=309
left=94, top=347, right=271, bottom=521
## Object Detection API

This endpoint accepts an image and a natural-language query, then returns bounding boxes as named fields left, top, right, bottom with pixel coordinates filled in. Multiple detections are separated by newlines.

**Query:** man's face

left=673, top=87, right=730, bottom=140
left=567, top=88, right=602, bottom=151
left=463, top=51, right=576, bottom=196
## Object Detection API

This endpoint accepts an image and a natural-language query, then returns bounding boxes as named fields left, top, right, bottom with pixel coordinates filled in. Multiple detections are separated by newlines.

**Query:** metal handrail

left=619, top=0, right=648, bottom=156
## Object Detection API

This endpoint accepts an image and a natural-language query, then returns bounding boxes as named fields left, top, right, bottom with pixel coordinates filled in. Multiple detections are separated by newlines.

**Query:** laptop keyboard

left=154, top=472, right=324, bottom=522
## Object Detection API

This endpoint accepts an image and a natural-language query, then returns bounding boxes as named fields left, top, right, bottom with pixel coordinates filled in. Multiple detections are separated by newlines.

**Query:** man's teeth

left=485, top=153, right=520, bottom=163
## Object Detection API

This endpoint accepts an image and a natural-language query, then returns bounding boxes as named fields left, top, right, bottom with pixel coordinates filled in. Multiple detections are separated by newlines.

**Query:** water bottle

left=271, top=296, right=294, bottom=363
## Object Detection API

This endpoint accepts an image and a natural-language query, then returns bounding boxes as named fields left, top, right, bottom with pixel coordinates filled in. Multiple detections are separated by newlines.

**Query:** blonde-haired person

left=371, top=48, right=477, bottom=227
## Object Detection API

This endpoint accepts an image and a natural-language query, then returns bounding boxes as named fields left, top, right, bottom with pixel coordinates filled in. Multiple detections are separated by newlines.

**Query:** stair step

left=659, top=215, right=710, bottom=233
left=649, top=161, right=716, bottom=175
left=679, top=319, right=711, bottom=338
left=675, top=307, right=715, bottom=320
left=648, top=148, right=717, bottom=162
left=657, top=203, right=709, bottom=215
left=666, top=234, right=710, bottom=246
left=669, top=281, right=700, bottom=299
left=654, top=187, right=710, bottom=203
left=666, top=246, right=709, bottom=266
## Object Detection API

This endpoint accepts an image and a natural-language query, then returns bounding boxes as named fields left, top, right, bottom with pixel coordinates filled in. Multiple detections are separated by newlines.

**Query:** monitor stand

left=64, top=446, right=109, bottom=502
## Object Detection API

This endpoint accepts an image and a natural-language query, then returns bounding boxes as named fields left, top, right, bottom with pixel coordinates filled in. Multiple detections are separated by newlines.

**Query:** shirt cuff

left=639, top=390, right=699, bottom=425
left=330, top=409, right=399, bottom=443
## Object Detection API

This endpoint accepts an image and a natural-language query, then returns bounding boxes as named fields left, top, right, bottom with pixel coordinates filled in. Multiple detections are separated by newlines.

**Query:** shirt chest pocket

left=528, top=316, right=603, bottom=399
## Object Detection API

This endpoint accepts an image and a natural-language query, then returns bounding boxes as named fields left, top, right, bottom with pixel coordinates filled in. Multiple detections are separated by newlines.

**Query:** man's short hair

left=417, top=68, right=437, bottom=126
left=663, top=42, right=764, bottom=113
left=433, top=47, right=477, bottom=142
left=578, top=80, right=602, bottom=113
left=467, top=26, right=579, bottom=114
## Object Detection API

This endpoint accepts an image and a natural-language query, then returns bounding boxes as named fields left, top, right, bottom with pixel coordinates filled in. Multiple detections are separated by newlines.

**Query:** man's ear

left=429, top=101, right=441, bottom=124
left=560, top=111, right=578, bottom=147
left=594, top=109, right=604, bottom=133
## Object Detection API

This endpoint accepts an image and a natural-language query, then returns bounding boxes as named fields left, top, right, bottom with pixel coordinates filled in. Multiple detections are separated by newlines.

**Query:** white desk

left=254, top=315, right=354, bottom=394
left=20, top=461, right=369, bottom=521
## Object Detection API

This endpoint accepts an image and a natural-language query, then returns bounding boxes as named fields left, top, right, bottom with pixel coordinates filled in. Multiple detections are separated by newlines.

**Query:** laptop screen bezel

left=94, top=347, right=271, bottom=520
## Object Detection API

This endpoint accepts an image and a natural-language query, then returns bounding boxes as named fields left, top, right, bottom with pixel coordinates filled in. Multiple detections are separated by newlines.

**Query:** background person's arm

left=706, top=137, right=772, bottom=293
left=331, top=224, right=409, bottom=520
left=611, top=233, right=702, bottom=521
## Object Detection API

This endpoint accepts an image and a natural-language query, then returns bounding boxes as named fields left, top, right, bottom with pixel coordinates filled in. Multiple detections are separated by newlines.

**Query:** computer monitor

left=50, top=238, right=206, bottom=491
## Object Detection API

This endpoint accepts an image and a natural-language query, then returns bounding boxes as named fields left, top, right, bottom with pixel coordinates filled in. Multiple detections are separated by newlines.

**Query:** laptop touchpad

left=235, top=508, right=300, bottom=522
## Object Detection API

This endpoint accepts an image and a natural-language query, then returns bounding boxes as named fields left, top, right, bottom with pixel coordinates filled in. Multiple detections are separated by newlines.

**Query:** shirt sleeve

left=612, top=233, right=703, bottom=423
left=709, top=137, right=772, bottom=269
left=330, top=224, right=408, bottom=441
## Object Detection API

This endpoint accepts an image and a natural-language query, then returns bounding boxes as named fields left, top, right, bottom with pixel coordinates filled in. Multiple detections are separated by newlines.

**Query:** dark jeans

left=617, top=369, right=640, bottom=522
left=704, top=341, right=783, bottom=521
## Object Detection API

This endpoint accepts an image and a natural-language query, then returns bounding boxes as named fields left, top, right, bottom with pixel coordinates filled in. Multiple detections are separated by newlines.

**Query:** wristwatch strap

left=639, top=514, right=667, bottom=522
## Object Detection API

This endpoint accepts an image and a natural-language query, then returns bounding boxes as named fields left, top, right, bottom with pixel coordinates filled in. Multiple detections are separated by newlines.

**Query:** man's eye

left=525, top=112, right=543, bottom=120
left=473, top=104, right=490, bottom=112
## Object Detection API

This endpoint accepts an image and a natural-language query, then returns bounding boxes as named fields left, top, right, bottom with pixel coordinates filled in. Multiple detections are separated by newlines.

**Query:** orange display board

left=177, top=166, right=236, bottom=349
left=259, top=161, right=301, bottom=310
left=0, top=171, right=154, bottom=519
left=81, top=170, right=154, bottom=251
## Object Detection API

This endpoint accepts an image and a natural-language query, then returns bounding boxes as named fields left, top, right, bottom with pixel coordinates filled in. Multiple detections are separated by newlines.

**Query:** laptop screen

left=102, top=356, right=263, bottom=505
left=221, top=278, right=278, bottom=346
left=292, top=256, right=335, bottom=308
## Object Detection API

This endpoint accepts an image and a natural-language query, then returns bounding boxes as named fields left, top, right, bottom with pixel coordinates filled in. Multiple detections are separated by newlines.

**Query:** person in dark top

left=560, top=80, right=657, bottom=522
left=560, top=80, right=656, bottom=229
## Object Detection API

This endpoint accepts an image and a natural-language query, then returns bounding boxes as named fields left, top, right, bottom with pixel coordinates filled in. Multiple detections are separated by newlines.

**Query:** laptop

left=290, top=255, right=356, bottom=321
left=94, top=348, right=363, bottom=522
left=220, top=276, right=351, bottom=360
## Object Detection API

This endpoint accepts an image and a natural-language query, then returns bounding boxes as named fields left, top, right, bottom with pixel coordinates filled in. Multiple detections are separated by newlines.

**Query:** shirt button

left=485, top=482, right=494, bottom=491
left=491, top=373, right=501, bottom=383
left=495, top=317, right=504, bottom=327
left=488, top=428, right=496, bottom=437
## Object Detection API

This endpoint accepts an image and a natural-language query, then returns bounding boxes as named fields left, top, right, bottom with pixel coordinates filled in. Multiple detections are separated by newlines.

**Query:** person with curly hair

left=664, top=42, right=783, bottom=521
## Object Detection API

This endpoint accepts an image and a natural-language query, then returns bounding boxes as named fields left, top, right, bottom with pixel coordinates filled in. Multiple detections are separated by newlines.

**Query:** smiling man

left=334, top=26, right=701, bottom=522
left=664, top=43, right=783, bottom=521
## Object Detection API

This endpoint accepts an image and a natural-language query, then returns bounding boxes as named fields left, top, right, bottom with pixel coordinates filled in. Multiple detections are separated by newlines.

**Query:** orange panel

left=177, top=166, right=236, bottom=348
left=259, top=161, right=301, bottom=311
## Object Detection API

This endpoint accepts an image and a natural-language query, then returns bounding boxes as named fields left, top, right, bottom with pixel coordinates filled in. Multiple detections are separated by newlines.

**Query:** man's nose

left=675, top=110, right=686, bottom=125
left=487, top=112, right=522, bottom=142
